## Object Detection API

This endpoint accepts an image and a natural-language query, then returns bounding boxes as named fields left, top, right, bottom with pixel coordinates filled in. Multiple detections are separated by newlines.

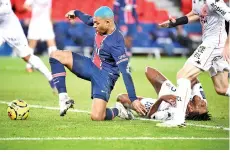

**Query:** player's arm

left=147, top=95, right=176, bottom=118
left=159, top=11, right=199, bottom=28
left=65, top=10, right=93, bottom=26
left=117, top=93, right=143, bottom=109
left=109, top=41, right=147, bottom=115
left=208, top=0, right=230, bottom=22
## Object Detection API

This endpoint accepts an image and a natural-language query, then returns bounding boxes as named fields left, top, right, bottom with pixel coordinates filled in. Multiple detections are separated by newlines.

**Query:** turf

left=0, top=56, right=229, bottom=150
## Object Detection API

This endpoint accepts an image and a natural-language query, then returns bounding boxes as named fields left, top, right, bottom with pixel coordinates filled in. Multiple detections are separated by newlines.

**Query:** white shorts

left=158, top=80, right=177, bottom=98
left=0, top=13, right=32, bottom=58
left=186, top=42, right=230, bottom=77
left=27, top=20, right=55, bottom=41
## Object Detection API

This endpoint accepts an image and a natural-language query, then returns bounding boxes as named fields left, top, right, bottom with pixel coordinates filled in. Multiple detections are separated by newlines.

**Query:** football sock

left=48, top=46, right=57, bottom=56
left=175, top=78, right=191, bottom=122
left=59, top=93, right=69, bottom=101
left=26, top=48, right=34, bottom=69
left=104, top=108, right=119, bottom=120
left=49, top=57, right=67, bottom=93
left=28, top=55, right=52, bottom=81
left=225, top=85, right=230, bottom=96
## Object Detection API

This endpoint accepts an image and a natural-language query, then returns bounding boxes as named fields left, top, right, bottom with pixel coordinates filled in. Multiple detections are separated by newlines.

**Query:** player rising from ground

left=23, top=0, right=57, bottom=72
left=0, top=0, right=55, bottom=92
left=158, top=0, right=230, bottom=127
left=49, top=6, right=147, bottom=120
left=117, top=67, right=211, bottom=122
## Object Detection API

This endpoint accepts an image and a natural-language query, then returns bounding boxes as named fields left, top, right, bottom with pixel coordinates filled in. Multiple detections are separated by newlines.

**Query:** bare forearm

left=186, top=11, right=199, bottom=23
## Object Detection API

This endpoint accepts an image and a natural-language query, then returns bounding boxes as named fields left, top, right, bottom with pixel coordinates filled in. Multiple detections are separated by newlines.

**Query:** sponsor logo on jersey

left=211, top=3, right=227, bottom=16
left=194, top=46, right=206, bottom=61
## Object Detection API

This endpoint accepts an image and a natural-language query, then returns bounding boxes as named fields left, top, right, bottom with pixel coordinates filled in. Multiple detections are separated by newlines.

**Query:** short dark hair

left=186, top=112, right=211, bottom=121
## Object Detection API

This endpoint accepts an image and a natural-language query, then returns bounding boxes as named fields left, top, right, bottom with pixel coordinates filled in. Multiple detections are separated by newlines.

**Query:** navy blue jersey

left=92, top=29, right=128, bottom=80
left=74, top=10, right=138, bottom=102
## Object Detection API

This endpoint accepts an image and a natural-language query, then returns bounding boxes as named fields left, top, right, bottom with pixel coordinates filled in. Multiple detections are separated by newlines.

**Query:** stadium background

left=1, top=0, right=222, bottom=57
left=0, top=0, right=229, bottom=150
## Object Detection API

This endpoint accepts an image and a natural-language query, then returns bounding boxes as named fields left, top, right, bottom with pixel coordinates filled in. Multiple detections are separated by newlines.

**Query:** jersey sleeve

left=109, top=35, right=138, bottom=102
left=208, top=0, right=230, bottom=22
left=74, top=10, right=94, bottom=26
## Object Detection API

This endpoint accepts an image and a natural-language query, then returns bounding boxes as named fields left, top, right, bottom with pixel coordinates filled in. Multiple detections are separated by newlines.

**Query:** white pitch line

left=1, top=101, right=229, bottom=131
left=0, top=137, right=229, bottom=141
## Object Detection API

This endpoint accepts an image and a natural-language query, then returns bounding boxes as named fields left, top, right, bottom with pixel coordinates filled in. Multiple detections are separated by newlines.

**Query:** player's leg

left=145, top=67, right=167, bottom=94
left=49, top=50, right=75, bottom=116
left=212, top=71, right=229, bottom=96
left=50, top=51, right=94, bottom=116
left=45, top=22, right=57, bottom=56
left=91, top=98, right=130, bottom=121
left=26, top=39, right=38, bottom=73
left=46, top=39, right=57, bottom=56
left=3, top=15, right=55, bottom=91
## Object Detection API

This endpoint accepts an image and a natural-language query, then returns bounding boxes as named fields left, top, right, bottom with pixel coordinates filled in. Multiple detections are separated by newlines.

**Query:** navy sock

left=104, top=108, right=119, bottom=120
left=49, top=57, right=67, bottom=93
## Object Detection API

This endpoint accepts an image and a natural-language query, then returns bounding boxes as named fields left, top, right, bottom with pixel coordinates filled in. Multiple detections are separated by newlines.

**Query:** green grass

left=0, top=56, right=229, bottom=150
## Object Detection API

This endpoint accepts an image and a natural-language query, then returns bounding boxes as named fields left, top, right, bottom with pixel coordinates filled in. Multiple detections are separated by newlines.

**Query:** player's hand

left=158, top=16, right=176, bottom=28
left=65, top=10, right=76, bottom=22
left=132, top=99, right=147, bottom=116
left=222, top=38, right=230, bottom=64
left=160, top=95, right=176, bottom=106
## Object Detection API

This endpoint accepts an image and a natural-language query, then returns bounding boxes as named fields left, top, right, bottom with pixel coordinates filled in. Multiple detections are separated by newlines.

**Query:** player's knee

left=90, top=113, right=105, bottom=121
left=50, top=50, right=65, bottom=63
left=215, top=86, right=227, bottom=95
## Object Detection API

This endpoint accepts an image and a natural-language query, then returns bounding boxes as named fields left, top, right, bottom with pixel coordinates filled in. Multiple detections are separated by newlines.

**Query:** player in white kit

left=116, top=67, right=210, bottom=122
left=23, top=0, right=57, bottom=72
left=157, top=0, right=230, bottom=127
left=0, top=0, right=56, bottom=92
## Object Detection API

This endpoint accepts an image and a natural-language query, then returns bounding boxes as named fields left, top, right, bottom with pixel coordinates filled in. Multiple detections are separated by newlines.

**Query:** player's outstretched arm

left=65, top=10, right=93, bottom=26
left=117, top=93, right=143, bottom=110
left=159, top=11, right=199, bottom=28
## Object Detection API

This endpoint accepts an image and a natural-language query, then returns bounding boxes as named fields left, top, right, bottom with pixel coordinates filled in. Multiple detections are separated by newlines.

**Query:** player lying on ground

left=0, top=0, right=56, bottom=92
left=117, top=67, right=211, bottom=121
left=157, top=0, right=230, bottom=127
left=49, top=6, right=147, bottom=120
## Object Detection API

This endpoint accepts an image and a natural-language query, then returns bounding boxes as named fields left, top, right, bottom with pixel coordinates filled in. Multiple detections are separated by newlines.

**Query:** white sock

left=48, top=46, right=57, bottom=56
left=174, top=78, right=191, bottom=122
left=28, top=55, right=52, bottom=81
left=225, top=85, right=230, bottom=96
left=59, top=93, right=69, bottom=101
left=26, top=48, right=34, bottom=69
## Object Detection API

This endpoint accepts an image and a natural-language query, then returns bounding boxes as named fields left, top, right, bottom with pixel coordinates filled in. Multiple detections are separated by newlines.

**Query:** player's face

left=93, top=17, right=110, bottom=35
left=186, top=96, right=207, bottom=115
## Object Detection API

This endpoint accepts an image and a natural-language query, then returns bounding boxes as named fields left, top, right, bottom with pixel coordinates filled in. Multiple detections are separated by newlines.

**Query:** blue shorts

left=71, top=52, right=115, bottom=102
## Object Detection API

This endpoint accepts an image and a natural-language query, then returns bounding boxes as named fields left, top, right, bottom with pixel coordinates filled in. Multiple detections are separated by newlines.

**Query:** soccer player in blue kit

left=49, top=6, right=147, bottom=120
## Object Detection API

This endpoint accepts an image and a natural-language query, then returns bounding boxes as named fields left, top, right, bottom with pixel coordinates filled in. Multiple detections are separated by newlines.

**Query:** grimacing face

left=93, top=17, right=110, bottom=35
left=186, top=95, right=207, bottom=115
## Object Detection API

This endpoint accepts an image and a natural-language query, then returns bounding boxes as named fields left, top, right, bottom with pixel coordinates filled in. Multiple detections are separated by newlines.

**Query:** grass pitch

left=0, top=56, right=229, bottom=150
